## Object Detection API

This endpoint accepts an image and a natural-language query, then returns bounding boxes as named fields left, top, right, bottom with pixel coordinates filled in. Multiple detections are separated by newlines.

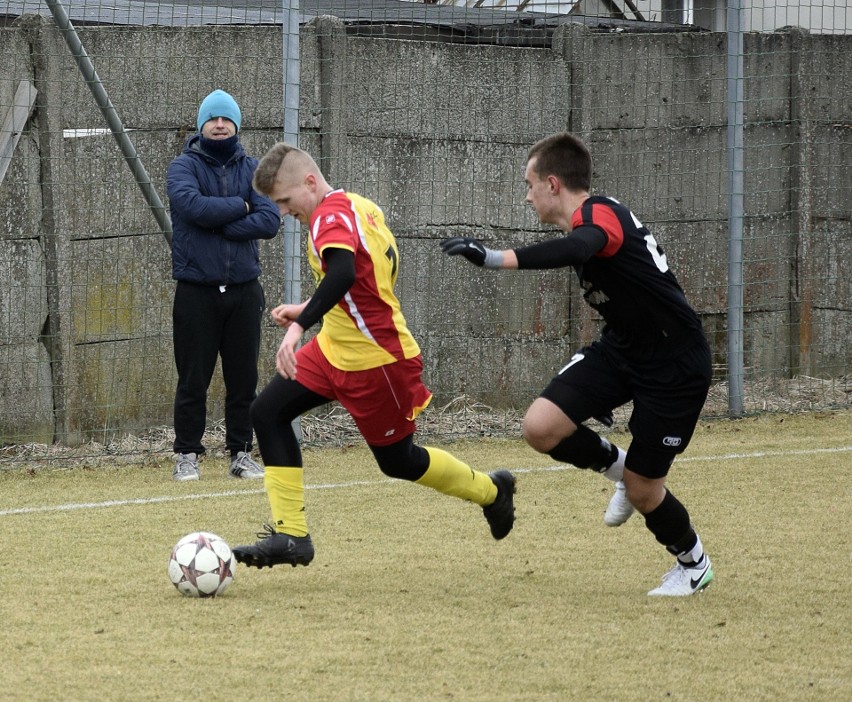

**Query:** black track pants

left=172, top=279, right=264, bottom=455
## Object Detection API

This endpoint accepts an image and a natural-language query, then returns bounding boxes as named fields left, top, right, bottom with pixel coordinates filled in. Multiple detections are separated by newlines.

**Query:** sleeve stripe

left=591, top=203, right=624, bottom=257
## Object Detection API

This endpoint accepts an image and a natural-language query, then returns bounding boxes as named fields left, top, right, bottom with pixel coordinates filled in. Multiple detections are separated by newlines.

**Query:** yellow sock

left=264, top=466, right=308, bottom=537
left=415, top=447, right=497, bottom=506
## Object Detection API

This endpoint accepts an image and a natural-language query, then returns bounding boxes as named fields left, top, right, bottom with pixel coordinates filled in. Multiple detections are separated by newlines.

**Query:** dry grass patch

left=0, top=411, right=849, bottom=701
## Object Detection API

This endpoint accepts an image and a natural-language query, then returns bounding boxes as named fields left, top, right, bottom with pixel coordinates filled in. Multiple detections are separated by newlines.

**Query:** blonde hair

left=252, top=143, right=320, bottom=194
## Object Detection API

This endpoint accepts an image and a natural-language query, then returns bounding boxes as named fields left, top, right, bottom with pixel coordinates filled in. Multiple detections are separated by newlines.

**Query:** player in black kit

left=441, top=132, right=713, bottom=596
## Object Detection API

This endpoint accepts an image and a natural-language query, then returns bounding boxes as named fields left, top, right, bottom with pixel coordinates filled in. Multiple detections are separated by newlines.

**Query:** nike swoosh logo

left=690, top=567, right=710, bottom=589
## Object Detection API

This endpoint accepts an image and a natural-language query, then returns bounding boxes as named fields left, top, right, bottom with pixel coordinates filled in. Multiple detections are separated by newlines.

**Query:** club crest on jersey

left=325, top=214, right=336, bottom=224
left=662, top=436, right=682, bottom=447
left=366, top=211, right=377, bottom=227
left=581, top=280, right=610, bottom=305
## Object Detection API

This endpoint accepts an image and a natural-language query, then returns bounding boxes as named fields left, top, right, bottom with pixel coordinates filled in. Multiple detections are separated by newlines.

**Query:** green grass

left=1, top=411, right=850, bottom=701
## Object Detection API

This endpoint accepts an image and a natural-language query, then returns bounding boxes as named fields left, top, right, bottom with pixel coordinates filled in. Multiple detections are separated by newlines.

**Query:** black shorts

left=540, top=338, right=711, bottom=477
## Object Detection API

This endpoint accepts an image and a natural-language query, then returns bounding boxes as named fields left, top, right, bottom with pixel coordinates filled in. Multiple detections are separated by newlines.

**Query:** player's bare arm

left=275, top=249, right=357, bottom=380
left=276, top=322, right=304, bottom=379
left=271, top=301, right=308, bottom=328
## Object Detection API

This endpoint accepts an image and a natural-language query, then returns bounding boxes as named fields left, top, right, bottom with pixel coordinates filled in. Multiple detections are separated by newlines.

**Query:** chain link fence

left=1, top=1, right=849, bottom=465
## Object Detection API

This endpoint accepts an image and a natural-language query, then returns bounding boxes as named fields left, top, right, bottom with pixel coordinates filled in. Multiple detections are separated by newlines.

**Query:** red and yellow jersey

left=307, top=190, right=421, bottom=371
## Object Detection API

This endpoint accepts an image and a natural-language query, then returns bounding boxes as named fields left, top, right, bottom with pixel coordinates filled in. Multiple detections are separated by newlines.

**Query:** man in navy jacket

left=167, top=89, right=281, bottom=481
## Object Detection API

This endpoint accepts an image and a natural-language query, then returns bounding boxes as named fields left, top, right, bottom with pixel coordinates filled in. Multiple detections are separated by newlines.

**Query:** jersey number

left=385, top=245, right=398, bottom=278
left=644, top=233, right=669, bottom=273
left=558, top=353, right=585, bottom=375
left=631, top=212, right=669, bottom=274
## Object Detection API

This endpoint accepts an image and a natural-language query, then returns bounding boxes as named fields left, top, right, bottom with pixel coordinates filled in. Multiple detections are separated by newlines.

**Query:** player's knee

left=370, top=439, right=429, bottom=481
left=523, top=399, right=578, bottom=454
left=249, top=396, right=270, bottom=432
left=622, top=472, right=667, bottom=513
left=522, top=418, right=561, bottom=453
left=522, top=427, right=549, bottom=454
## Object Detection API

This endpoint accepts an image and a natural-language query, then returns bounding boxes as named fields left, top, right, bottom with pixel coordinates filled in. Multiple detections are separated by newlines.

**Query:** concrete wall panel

left=66, top=335, right=174, bottom=440
left=0, top=137, right=41, bottom=241
left=338, top=135, right=534, bottom=230
left=744, top=33, right=794, bottom=124
left=69, top=234, right=171, bottom=343
left=397, top=236, right=573, bottom=341
left=342, top=38, right=570, bottom=142
left=741, top=217, right=796, bottom=312
left=561, top=30, right=728, bottom=130
left=422, top=333, right=572, bottom=408
left=806, top=219, right=852, bottom=373
left=0, top=238, right=48, bottom=343
left=652, top=220, right=729, bottom=314
left=0, top=340, right=53, bottom=444
left=589, top=127, right=729, bottom=222
left=810, top=127, right=852, bottom=220
left=742, top=310, right=795, bottom=379
left=38, top=26, right=286, bottom=132
left=796, top=33, right=852, bottom=126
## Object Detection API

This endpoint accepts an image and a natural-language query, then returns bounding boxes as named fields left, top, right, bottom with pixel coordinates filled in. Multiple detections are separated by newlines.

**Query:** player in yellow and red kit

left=232, top=144, right=515, bottom=568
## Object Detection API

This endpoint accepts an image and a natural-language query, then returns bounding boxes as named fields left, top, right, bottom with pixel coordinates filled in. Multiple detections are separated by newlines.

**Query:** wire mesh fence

left=0, top=0, right=849, bottom=465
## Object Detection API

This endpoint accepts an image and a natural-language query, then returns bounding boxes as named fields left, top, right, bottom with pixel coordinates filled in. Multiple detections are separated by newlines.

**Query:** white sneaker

left=648, top=556, right=714, bottom=596
left=603, top=480, right=634, bottom=526
left=173, top=453, right=200, bottom=481
left=228, top=451, right=264, bottom=479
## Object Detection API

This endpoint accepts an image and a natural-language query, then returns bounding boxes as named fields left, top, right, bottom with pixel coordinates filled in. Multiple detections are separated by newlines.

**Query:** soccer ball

left=168, top=531, right=236, bottom=597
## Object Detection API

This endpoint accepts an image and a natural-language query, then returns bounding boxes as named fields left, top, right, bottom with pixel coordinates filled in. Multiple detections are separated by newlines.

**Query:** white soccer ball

left=168, top=531, right=236, bottom=597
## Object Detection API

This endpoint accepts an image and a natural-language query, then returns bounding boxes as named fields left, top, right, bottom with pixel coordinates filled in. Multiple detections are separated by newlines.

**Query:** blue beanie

left=197, top=89, right=242, bottom=132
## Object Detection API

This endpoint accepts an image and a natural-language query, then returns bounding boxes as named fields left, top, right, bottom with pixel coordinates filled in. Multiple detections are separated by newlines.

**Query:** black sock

left=643, top=489, right=693, bottom=550
left=548, top=425, right=617, bottom=471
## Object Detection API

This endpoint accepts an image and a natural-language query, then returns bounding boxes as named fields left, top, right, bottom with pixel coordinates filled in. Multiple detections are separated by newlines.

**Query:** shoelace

left=233, top=454, right=259, bottom=472
left=175, top=457, right=196, bottom=472
left=659, top=563, right=684, bottom=583
left=254, top=523, right=277, bottom=540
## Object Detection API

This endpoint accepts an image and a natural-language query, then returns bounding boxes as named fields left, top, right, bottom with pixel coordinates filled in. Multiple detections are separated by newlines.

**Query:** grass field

left=1, top=410, right=850, bottom=701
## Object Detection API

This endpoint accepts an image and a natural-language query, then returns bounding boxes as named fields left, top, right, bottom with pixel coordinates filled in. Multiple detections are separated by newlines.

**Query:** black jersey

left=570, top=196, right=704, bottom=358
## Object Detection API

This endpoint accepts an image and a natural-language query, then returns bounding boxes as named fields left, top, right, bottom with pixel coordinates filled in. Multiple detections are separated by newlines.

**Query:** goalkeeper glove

left=440, top=237, right=503, bottom=269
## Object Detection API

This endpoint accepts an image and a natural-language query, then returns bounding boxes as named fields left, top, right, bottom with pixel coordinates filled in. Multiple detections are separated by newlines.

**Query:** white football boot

left=603, top=480, right=635, bottom=526
left=648, top=555, right=714, bottom=596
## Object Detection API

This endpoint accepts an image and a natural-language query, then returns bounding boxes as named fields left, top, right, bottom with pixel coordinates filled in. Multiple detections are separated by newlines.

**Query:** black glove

left=440, top=237, right=487, bottom=267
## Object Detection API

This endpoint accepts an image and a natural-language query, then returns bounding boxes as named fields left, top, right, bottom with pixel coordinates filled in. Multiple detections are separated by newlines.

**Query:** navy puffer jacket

left=167, top=134, right=281, bottom=285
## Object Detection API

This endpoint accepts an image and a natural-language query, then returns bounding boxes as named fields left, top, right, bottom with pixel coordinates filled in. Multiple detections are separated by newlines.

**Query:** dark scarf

left=200, top=134, right=239, bottom=165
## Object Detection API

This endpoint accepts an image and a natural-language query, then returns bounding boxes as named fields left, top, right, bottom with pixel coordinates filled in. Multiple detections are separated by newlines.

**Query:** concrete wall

left=0, top=17, right=849, bottom=444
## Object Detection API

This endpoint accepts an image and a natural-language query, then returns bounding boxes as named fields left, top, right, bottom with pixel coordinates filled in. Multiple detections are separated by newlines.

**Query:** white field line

left=1, top=446, right=850, bottom=518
